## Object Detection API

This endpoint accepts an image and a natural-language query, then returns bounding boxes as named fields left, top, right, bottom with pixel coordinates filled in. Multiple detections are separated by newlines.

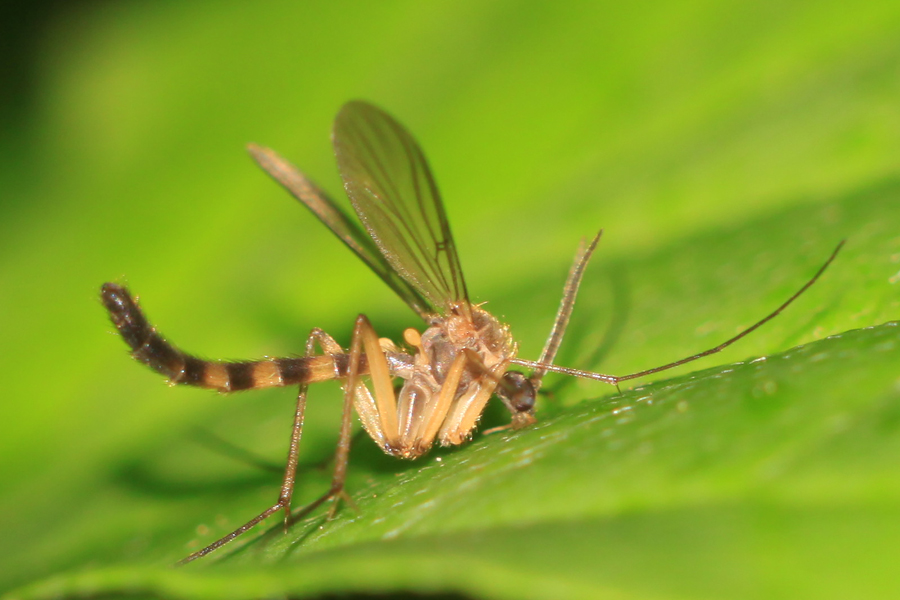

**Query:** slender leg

left=277, top=314, right=399, bottom=528
left=511, top=240, right=846, bottom=386
left=177, top=314, right=404, bottom=565
left=176, top=329, right=338, bottom=566
left=321, top=316, right=364, bottom=518
left=320, top=314, right=399, bottom=517
left=280, top=329, right=344, bottom=530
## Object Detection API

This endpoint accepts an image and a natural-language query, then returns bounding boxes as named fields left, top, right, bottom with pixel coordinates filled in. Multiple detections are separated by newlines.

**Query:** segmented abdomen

left=100, top=283, right=355, bottom=392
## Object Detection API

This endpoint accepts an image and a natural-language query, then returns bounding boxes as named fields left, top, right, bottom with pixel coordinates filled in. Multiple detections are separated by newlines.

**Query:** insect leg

left=317, top=314, right=399, bottom=519
left=510, top=240, right=846, bottom=386
left=279, top=329, right=343, bottom=531
left=606, top=239, right=846, bottom=384
left=438, top=358, right=510, bottom=446
left=416, top=353, right=467, bottom=449
left=176, top=328, right=340, bottom=566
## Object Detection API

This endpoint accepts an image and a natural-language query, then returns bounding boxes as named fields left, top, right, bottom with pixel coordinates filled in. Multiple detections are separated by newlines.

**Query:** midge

left=101, top=101, right=842, bottom=564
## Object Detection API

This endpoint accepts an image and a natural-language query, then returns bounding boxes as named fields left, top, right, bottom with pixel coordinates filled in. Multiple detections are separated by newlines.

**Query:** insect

left=101, top=101, right=843, bottom=564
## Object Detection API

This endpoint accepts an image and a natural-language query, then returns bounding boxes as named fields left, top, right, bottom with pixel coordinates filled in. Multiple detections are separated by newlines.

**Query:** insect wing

left=333, top=101, right=469, bottom=316
left=248, top=143, right=433, bottom=319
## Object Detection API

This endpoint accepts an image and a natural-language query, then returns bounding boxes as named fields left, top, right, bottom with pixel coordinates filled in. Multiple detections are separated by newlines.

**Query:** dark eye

left=497, top=371, right=536, bottom=413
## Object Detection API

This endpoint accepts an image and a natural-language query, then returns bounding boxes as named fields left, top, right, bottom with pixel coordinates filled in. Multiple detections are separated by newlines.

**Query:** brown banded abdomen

left=100, top=283, right=363, bottom=392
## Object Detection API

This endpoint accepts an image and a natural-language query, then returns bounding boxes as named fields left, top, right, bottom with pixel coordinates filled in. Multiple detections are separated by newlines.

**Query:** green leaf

left=2, top=2, right=900, bottom=599
left=10, top=322, right=900, bottom=599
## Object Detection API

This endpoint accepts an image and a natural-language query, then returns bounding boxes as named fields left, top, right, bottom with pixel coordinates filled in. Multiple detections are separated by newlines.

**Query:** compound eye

left=498, top=371, right=536, bottom=413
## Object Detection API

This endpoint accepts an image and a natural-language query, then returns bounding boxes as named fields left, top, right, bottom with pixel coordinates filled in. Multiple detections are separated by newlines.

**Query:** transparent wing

left=333, top=101, right=469, bottom=316
left=248, top=143, right=433, bottom=320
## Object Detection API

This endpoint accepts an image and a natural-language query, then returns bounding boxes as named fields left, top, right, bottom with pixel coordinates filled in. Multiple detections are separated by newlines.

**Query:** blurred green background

left=2, top=1, right=899, bottom=599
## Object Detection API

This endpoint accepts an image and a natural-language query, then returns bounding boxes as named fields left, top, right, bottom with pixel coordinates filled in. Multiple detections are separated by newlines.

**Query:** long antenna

left=510, top=240, right=845, bottom=385
left=529, top=230, right=603, bottom=388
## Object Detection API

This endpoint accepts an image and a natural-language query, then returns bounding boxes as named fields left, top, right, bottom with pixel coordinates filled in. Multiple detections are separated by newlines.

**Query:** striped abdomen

left=100, top=283, right=370, bottom=392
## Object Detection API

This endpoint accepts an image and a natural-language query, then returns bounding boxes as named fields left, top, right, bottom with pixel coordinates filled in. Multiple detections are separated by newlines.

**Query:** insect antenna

left=529, top=230, right=603, bottom=391
left=511, top=240, right=845, bottom=386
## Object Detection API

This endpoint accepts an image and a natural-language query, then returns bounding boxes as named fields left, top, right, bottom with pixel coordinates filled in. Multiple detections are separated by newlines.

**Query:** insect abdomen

left=100, top=283, right=346, bottom=392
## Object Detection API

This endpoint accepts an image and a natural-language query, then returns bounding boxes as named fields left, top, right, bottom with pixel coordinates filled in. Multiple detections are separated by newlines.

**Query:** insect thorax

left=377, top=305, right=517, bottom=459
left=424, top=304, right=517, bottom=382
